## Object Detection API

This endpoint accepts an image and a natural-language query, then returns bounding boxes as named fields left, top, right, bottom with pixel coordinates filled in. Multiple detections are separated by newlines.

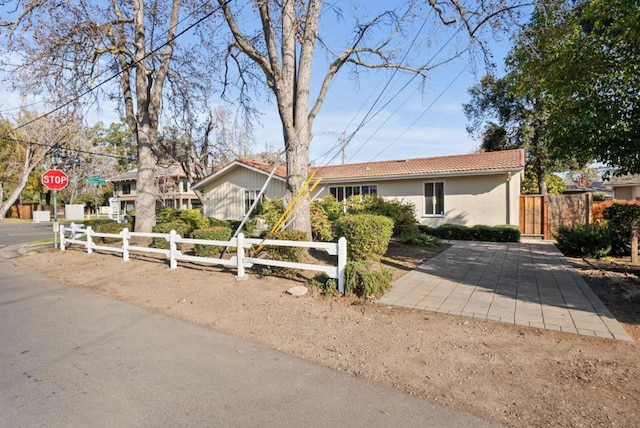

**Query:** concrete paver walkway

left=379, top=241, right=632, bottom=341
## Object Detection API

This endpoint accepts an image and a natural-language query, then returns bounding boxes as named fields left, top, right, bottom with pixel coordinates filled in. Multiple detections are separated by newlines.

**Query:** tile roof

left=192, top=149, right=525, bottom=189
left=607, top=174, right=640, bottom=186
left=311, top=149, right=524, bottom=181
left=109, top=165, right=186, bottom=182
left=236, top=159, right=288, bottom=179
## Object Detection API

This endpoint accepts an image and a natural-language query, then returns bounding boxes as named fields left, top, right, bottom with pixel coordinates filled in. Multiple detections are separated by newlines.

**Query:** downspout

left=506, top=172, right=512, bottom=225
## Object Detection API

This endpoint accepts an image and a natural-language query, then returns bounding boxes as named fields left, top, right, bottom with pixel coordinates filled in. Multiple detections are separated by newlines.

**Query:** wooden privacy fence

left=520, top=193, right=593, bottom=239
left=59, top=223, right=347, bottom=293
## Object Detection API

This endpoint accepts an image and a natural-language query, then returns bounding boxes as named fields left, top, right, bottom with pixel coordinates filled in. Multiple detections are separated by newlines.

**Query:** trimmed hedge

left=346, top=195, right=418, bottom=240
left=336, top=214, right=394, bottom=262
left=192, top=226, right=233, bottom=257
left=151, top=220, right=190, bottom=249
left=418, top=224, right=520, bottom=242
left=82, top=219, right=131, bottom=243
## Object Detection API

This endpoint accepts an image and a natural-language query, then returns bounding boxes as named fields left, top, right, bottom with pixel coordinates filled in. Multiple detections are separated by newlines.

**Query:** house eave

left=317, top=167, right=524, bottom=184
left=191, top=161, right=286, bottom=191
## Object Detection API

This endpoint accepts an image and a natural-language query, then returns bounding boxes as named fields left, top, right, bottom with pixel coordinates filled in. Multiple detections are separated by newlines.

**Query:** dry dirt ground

left=12, top=241, right=640, bottom=428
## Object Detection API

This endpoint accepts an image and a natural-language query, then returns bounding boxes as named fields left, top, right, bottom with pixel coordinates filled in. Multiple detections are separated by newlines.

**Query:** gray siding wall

left=201, top=168, right=287, bottom=220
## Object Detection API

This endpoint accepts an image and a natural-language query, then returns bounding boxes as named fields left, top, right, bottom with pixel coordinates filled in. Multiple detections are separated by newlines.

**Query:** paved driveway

left=379, top=241, right=632, bottom=342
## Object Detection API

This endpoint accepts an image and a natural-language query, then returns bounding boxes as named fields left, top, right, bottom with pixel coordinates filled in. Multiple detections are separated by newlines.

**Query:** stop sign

left=42, top=169, right=69, bottom=191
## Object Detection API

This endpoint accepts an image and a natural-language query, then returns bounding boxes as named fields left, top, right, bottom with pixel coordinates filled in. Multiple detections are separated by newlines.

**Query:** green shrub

left=554, top=224, right=611, bottom=258
left=192, top=226, right=232, bottom=257
left=178, top=209, right=209, bottom=235
left=151, top=220, right=190, bottom=249
left=256, top=197, right=284, bottom=230
left=208, top=218, right=231, bottom=228
left=307, top=273, right=338, bottom=296
left=226, top=219, right=257, bottom=234
left=345, top=261, right=393, bottom=298
left=401, top=232, right=441, bottom=247
left=347, top=195, right=418, bottom=240
left=336, top=214, right=394, bottom=262
left=316, top=195, right=344, bottom=222
left=260, top=229, right=307, bottom=276
left=603, top=203, right=640, bottom=255
left=83, top=219, right=130, bottom=243
left=156, top=206, right=179, bottom=224
left=418, top=224, right=521, bottom=242
left=310, top=201, right=334, bottom=242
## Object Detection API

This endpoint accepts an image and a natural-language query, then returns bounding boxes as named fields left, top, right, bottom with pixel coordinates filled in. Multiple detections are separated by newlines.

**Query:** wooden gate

left=519, top=193, right=592, bottom=240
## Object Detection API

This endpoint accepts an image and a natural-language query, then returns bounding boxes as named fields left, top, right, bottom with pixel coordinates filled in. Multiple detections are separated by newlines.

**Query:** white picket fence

left=59, top=223, right=347, bottom=293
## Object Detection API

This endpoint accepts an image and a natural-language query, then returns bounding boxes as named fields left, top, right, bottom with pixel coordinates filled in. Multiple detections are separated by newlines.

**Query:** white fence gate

left=59, top=223, right=347, bottom=293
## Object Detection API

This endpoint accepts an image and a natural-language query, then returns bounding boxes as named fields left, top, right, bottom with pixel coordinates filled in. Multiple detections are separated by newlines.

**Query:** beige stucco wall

left=317, top=172, right=521, bottom=227
left=200, top=167, right=287, bottom=220
left=613, top=186, right=639, bottom=200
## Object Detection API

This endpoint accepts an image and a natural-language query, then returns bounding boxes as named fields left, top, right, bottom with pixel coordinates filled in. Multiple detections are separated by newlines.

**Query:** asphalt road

left=0, top=242, right=502, bottom=427
left=0, top=221, right=55, bottom=248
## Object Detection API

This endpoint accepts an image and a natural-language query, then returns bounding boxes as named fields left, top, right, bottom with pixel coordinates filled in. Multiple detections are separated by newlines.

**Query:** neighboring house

left=109, top=165, right=201, bottom=212
left=562, top=178, right=614, bottom=199
left=191, top=149, right=525, bottom=227
left=607, top=175, right=640, bottom=201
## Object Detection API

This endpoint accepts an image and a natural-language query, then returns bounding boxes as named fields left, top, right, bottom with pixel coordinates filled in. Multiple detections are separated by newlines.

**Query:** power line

left=368, top=63, right=469, bottom=162
left=2, top=135, right=132, bottom=161
left=7, top=2, right=219, bottom=131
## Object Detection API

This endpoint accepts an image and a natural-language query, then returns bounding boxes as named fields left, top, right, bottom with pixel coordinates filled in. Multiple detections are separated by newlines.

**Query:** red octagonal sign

left=42, top=169, right=69, bottom=191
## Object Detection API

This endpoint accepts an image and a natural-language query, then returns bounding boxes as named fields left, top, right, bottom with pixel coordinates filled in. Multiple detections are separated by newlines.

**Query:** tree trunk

left=631, top=227, right=638, bottom=265
left=134, top=122, right=158, bottom=235
left=284, top=132, right=311, bottom=236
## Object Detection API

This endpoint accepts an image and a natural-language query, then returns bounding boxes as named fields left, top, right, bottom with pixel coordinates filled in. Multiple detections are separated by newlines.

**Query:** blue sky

left=0, top=2, right=516, bottom=166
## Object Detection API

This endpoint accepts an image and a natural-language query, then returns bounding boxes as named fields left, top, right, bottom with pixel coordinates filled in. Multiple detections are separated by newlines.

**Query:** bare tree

left=0, top=0, right=216, bottom=234
left=216, top=0, right=527, bottom=234
left=158, top=104, right=256, bottom=193
left=0, top=111, right=86, bottom=220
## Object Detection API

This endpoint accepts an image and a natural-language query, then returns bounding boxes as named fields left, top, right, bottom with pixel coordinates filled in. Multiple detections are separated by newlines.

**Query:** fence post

left=236, top=233, right=246, bottom=280
left=337, top=237, right=347, bottom=294
left=122, top=228, right=129, bottom=262
left=169, top=230, right=177, bottom=269
left=59, top=224, right=66, bottom=251
left=86, top=226, right=93, bottom=254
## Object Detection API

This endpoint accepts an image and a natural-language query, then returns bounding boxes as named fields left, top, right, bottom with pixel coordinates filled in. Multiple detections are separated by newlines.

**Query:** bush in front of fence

left=260, top=229, right=307, bottom=276
left=554, top=223, right=611, bottom=258
left=334, top=214, right=394, bottom=298
left=336, top=214, right=394, bottom=262
left=418, top=224, right=521, bottom=242
left=310, top=201, right=334, bottom=242
left=83, top=219, right=131, bottom=243
left=345, top=260, right=394, bottom=298
left=192, top=226, right=233, bottom=257
left=151, top=221, right=190, bottom=249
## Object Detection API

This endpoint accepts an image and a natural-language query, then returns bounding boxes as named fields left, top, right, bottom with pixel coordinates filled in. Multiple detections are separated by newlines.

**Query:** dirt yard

left=13, top=242, right=640, bottom=427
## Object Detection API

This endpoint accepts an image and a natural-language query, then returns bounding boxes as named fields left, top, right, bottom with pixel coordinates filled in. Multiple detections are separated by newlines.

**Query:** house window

left=122, top=183, right=131, bottom=195
left=182, top=179, right=189, bottom=192
left=424, top=182, right=444, bottom=216
left=329, top=185, right=377, bottom=202
left=244, top=190, right=263, bottom=214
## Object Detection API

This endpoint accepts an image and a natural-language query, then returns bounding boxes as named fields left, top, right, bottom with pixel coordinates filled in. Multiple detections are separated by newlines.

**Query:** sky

left=0, top=1, right=516, bottom=167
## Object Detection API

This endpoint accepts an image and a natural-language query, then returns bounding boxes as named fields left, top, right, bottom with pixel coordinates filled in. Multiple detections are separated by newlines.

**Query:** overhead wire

left=6, top=2, right=220, bottom=132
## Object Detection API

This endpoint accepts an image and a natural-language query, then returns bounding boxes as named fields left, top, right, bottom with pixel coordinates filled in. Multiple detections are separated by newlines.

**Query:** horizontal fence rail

left=59, top=223, right=347, bottom=293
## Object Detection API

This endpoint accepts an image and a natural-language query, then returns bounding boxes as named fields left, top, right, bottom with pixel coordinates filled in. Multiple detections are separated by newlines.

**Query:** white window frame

left=244, top=189, right=263, bottom=215
left=329, top=184, right=378, bottom=202
left=423, top=181, right=445, bottom=217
